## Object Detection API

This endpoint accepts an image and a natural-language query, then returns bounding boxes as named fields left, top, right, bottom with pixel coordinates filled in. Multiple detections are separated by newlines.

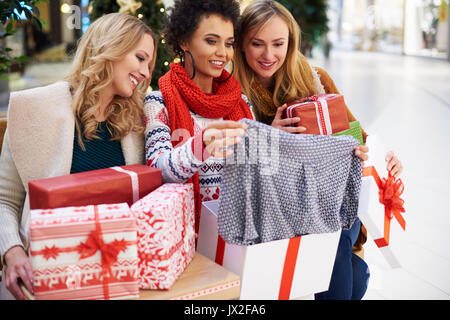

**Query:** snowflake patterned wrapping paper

left=29, top=203, right=139, bottom=300
left=358, top=135, right=406, bottom=268
left=198, top=200, right=341, bottom=300
left=283, top=94, right=350, bottom=135
left=28, top=164, right=162, bottom=210
left=218, top=119, right=362, bottom=245
left=130, top=183, right=196, bottom=290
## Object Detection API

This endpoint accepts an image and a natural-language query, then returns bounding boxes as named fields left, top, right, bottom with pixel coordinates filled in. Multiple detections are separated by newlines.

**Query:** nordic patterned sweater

left=143, top=91, right=254, bottom=202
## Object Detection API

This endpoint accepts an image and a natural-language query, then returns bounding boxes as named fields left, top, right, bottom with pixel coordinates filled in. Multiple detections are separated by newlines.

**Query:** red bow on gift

left=379, top=174, right=405, bottom=219
left=363, top=167, right=406, bottom=248
left=77, top=231, right=128, bottom=276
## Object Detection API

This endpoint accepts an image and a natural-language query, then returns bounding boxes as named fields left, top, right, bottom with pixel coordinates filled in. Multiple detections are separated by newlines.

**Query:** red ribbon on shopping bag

left=363, top=167, right=406, bottom=248
left=214, top=235, right=302, bottom=300
left=215, top=235, right=226, bottom=265
left=278, top=236, right=301, bottom=300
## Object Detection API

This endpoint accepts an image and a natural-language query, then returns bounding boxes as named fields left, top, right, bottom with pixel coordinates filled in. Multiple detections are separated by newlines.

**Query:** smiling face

left=180, top=14, right=235, bottom=93
left=110, top=33, right=155, bottom=98
left=243, top=16, right=289, bottom=88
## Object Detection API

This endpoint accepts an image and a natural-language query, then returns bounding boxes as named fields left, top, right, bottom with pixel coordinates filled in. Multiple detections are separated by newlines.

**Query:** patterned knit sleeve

left=143, top=91, right=206, bottom=183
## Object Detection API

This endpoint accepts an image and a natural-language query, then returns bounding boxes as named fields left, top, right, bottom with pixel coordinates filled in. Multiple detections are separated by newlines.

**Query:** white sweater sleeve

left=0, top=130, right=27, bottom=259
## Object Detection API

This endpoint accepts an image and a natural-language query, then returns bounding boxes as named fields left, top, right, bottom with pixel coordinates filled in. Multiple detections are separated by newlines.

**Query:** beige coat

left=0, top=81, right=145, bottom=264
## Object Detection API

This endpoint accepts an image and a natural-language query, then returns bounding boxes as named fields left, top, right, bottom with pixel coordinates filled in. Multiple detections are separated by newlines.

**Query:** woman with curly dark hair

left=143, top=0, right=253, bottom=235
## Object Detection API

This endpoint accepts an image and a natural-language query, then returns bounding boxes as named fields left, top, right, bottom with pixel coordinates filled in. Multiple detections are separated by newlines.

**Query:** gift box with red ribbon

left=357, top=135, right=406, bottom=268
left=130, top=183, right=196, bottom=290
left=197, top=200, right=341, bottom=300
left=29, top=203, right=139, bottom=300
left=283, top=94, right=350, bottom=135
left=28, top=164, right=162, bottom=210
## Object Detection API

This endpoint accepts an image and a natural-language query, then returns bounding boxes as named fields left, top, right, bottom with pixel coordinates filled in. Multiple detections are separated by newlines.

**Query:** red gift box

left=283, top=94, right=350, bottom=135
left=28, top=164, right=162, bottom=210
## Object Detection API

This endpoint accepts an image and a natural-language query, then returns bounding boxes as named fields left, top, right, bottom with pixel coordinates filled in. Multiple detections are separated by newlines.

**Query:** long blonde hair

left=66, top=13, right=157, bottom=149
left=235, top=0, right=317, bottom=117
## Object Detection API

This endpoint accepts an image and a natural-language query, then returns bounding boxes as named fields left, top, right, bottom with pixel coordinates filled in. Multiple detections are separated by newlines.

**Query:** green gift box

left=332, top=121, right=364, bottom=145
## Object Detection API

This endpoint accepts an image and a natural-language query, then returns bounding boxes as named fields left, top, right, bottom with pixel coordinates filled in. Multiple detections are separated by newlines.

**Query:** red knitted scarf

left=159, top=62, right=253, bottom=235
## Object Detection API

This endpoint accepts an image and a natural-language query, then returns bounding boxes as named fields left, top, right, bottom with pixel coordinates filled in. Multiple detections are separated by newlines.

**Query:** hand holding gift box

left=130, top=183, right=196, bottom=290
left=197, top=200, right=341, bottom=300
left=282, top=94, right=350, bottom=135
left=29, top=203, right=139, bottom=300
left=357, top=135, right=406, bottom=268
left=28, top=164, right=162, bottom=210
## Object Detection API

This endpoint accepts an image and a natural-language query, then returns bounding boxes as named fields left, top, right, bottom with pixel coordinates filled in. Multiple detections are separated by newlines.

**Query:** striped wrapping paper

left=29, top=203, right=139, bottom=300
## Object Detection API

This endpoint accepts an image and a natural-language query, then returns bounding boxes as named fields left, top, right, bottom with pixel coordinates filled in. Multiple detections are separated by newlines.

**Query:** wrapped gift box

left=358, top=135, right=406, bottom=268
left=283, top=94, right=350, bottom=135
left=28, top=164, right=162, bottom=210
left=332, top=121, right=364, bottom=145
left=29, top=203, right=139, bottom=300
left=197, top=200, right=341, bottom=300
left=130, top=183, right=196, bottom=290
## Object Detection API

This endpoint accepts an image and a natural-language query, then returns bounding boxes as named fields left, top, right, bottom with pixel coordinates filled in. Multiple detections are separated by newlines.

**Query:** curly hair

left=66, top=13, right=157, bottom=150
left=163, top=0, right=241, bottom=57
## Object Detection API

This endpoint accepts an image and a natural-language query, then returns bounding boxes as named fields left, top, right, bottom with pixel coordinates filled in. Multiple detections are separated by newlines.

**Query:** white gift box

left=358, top=135, right=406, bottom=268
left=197, top=200, right=341, bottom=300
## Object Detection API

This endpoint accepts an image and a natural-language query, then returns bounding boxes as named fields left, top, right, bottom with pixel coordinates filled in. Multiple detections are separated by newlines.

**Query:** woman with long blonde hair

left=234, top=0, right=403, bottom=300
left=0, top=12, right=157, bottom=299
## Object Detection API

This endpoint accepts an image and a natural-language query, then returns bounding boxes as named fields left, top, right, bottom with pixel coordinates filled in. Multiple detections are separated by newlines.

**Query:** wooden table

left=136, top=253, right=240, bottom=300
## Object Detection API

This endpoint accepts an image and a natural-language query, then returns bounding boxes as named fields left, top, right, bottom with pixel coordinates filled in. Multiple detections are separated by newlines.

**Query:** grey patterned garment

left=217, top=119, right=362, bottom=245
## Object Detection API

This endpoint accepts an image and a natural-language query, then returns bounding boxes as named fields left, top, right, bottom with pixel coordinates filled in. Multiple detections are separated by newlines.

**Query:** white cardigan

left=0, top=81, right=145, bottom=262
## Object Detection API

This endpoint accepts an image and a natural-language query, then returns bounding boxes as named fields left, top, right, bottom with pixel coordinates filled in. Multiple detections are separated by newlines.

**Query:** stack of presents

left=26, top=94, right=406, bottom=300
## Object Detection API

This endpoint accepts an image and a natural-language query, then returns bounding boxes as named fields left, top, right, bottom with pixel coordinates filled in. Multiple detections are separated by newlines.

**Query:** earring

left=215, top=59, right=234, bottom=83
left=183, top=50, right=196, bottom=80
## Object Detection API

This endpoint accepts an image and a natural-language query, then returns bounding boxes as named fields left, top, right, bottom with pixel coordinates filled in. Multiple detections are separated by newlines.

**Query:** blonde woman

left=235, top=0, right=402, bottom=300
left=0, top=13, right=157, bottom=300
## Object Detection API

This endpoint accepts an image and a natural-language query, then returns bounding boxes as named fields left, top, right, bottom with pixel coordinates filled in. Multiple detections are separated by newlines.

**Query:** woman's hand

left=271, top=104, right=306, bottom=134
left=203, top=120, right=248, bottom=158
left=386, top=151, right=403, bottom=178
left=354, top=145, right=369, bottom=163
left=4, top=246, right=34, bottom=300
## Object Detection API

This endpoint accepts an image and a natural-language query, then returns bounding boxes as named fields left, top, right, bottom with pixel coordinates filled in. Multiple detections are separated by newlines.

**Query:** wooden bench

left=136, top=253, right=240, bottom=300
left=18, top=253, right=240, bottom=300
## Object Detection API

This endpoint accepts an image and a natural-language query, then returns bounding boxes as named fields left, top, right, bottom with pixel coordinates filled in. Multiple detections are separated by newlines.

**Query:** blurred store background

left=1, top=0, right=449, bottom=114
